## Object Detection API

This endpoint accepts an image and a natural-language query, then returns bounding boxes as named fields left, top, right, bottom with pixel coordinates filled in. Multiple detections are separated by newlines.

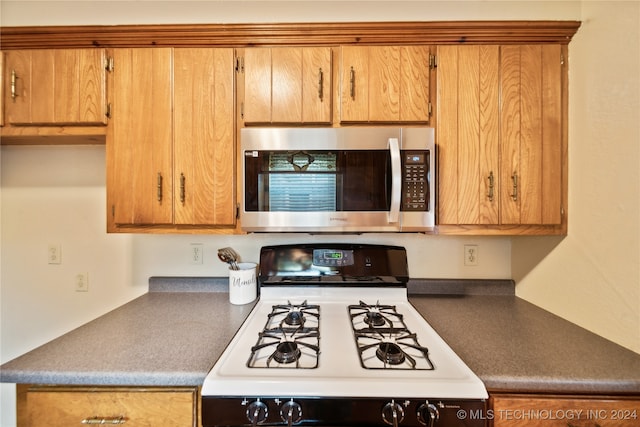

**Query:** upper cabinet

left=107, top=48, right=173, bottom=227
left=339, top=46, right=432, bottom=123
left=106, top=47, right=236, bottom=232
left=4, top=49, right=108, bottom=126
left=437, top=44, right=565, bottom=233
left=241, top=47, right=332, bottom=124
left=2, top=22, right=579, bottom=235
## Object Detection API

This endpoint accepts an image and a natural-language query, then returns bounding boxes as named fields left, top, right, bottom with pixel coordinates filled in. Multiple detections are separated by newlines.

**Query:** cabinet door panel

left=5, top=50, right=33, bottom=124
left=25, top=388, right=196, bottom=427
left=500, top=45, right=563, bottom=226
left=272, top=48, right=303, bottom=123
left=478, top=45, right=501, bottom=224
left=437, top=45, right=499, bottom=225
left=302, top=47, right=332, bottom=123
left=108, top=48, right=173, bottom=226
left=340, top=46, right=369, bottom=122
left=5, top=49, right=106, bottom=125
left=541, top=44, right=563, bottom=224
left=174, top=48, right=236, bottom=226
left=369, top=46, right=400, bottom=121
left=244, top=48, right=272, bottom=123
left=436, top=45, right=459, bottom=224
left=400, top=46, right=430, bottom=122
left=457, top=45, right=481, bottom=224
left=499, top=45, right=522, bottom=225
left=493, top=395, right=640, bottom=427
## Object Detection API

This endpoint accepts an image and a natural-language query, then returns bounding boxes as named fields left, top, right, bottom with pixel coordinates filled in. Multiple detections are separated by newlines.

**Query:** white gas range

left=202, top=244, right=488, bottom=427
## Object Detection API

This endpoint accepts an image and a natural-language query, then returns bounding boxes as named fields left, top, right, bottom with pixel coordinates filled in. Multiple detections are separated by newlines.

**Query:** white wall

left=3, top=1, right=638, bottom=426
left=513, top=1, right=640, bottom=355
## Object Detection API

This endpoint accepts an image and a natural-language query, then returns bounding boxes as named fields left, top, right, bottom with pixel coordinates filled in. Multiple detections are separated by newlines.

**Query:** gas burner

left=376, top=342, right=405, bottom=365
left=284, top=311, right=304, bottom=326
left=365, top=311, right=386, bottom=327
left=268, top=301, right=320, bottom=331
left=273, top=341, right=302, bottom=364
left=349, top=301, right=403, bottom=331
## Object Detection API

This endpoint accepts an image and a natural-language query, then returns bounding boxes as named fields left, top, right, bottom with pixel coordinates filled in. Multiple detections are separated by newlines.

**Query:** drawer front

left=25, top=386, right=197, bottom=427
left=492, top=395, right=640, bottom=427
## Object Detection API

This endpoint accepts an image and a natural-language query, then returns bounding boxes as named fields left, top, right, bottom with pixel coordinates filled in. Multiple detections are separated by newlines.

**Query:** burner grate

left=349, top=301, right=435, bottom=370
left=247, top=301, right=320, bottom=369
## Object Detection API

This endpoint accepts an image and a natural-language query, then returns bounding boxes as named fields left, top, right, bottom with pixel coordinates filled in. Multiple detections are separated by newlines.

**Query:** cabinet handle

left=157, top=173, right=163, bottom=202
left=10, top=70, right=17, bottom=100
left=511, top=172, right=518, bottom=201
left=180, top=173, right=186, bottom=205
left=487, top=171, right=495, bottom=202
left=82, top=415, right=127, bottom=424
left=349, top=66, right=355, bottom=100
left=318, top=67, right=324, bottom=101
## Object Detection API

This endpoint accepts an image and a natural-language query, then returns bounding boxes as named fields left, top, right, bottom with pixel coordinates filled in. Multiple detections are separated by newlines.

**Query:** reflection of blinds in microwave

left=269, top=174, right=336, bottom=211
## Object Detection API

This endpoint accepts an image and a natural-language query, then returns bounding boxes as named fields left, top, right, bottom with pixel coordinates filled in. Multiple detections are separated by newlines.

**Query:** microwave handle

left=388, top=137, right=401, bottom=224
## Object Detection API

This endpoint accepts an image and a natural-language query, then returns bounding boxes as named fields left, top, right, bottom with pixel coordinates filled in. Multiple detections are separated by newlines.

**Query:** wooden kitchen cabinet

left=3, top=49, right=108, bottom=126
left=491, top=394, right=640, bottom=427
left=173, top=48, right=236, bottom=226
left=19, top=385, right=198, bottom=427
left=107, top=47, right=236, bottom=231
left=437, top=44, right=566, bottom=234
left=107, top=48, right=174, bottom=227
left=241, top=47, right=332, bottom=124
left=339, top=45, right=432, bottom=123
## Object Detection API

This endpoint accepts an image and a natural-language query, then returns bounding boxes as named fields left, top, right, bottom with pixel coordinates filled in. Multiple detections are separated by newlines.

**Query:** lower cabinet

left=18, top=385, right=198, bottom=427
left=491, top=394, right=640, bottom=427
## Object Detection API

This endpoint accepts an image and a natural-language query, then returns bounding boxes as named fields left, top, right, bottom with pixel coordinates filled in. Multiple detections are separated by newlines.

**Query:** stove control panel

left=202, top=396, right=487, bottom=427
left=312, top=249, right=354, bottom=267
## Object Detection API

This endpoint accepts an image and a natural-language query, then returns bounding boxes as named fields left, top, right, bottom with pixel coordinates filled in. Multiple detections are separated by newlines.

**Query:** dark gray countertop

left=0, top=278, right=255, bottom=386
left=408, top=280, right=640, bottom=394
left=2, top=278, right=640, bottom=395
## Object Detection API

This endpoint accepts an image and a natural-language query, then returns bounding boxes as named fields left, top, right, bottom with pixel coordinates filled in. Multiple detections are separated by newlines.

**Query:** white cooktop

left=202, top=287, right=487, bottom=399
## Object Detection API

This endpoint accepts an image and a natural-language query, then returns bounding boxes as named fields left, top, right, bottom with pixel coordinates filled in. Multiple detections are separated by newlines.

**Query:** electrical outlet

left=48, top=244, right=62, bottom=264
left=464, top=245, right=479, bottom=266
left=75, top=273, right=89, bottom=292
left=190, top=243, right=203, bottom=265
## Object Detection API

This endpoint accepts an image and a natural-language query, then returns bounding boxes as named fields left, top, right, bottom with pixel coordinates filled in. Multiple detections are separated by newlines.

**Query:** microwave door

left=388, top=137, right=401, bottom=225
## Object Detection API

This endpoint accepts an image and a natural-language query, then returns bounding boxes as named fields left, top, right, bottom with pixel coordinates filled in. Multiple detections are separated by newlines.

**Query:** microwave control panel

left=401, top=151, right=430, bottom=211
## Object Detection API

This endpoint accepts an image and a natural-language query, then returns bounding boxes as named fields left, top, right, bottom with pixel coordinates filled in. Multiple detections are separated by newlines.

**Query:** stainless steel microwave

left=241, top=127, right=435, bottom=232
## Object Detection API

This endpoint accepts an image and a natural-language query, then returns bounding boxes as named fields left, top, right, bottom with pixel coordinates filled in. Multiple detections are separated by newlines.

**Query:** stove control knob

left=246, top=400, right=269, bottom=427
left=417, top=402, right=439, bottom=426
left=382, top=400, right=405, bottom=427
left=280, top=400, right=302, bottom=427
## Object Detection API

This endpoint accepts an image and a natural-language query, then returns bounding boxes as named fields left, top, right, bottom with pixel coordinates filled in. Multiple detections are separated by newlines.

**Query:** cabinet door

left=437, top=45, right=500, bottom=225
left=340, top=46, right=431, bottom=123
left=243, top=48, right=272, bottom=123
left=174, top=48, right=236, bottom=226
left=492, top=395, right=640, bottom=427
left=437, top=44, right=563, bottom=227
left=4, top=49, right=107, bottom=125
left=107, top=48, right=173, bottom=227
left=244, top=47, right=331, bottom=124
left=500, top=44, right=563, bottom=225
left=301, top=47, right=332, bottom=123
left=24, top=386, right=197, bottom=427
left=340, top=46, right=370, bottom=122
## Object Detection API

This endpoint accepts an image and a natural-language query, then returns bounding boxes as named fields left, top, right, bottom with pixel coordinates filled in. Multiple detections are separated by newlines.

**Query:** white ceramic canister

left=228, top=262, right=258, bottom=305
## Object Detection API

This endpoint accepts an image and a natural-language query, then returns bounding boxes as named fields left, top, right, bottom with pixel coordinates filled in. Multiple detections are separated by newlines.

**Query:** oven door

left=241, top=127, right=433, bottom=232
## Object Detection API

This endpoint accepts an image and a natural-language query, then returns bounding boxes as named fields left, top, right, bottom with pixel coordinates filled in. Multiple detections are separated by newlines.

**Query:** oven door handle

left=388, top=137, right=401, bottom=224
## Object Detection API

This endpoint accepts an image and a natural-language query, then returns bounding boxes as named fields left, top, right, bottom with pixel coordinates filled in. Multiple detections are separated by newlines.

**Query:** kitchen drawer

left=491, top=394, right=640, bottom=427
left=23, top=385, right=198, bottom=427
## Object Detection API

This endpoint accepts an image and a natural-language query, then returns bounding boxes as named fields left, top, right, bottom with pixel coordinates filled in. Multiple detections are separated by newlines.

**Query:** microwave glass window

left=244, top=150, right=391, bottom=212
